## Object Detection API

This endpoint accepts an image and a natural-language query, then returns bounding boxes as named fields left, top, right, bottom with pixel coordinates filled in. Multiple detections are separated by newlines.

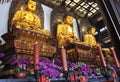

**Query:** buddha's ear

left=20, top=5, right=26, bottom=10
left=63, top=18, right=66, bottom=24
left=64, top=16, right=69, bottom=24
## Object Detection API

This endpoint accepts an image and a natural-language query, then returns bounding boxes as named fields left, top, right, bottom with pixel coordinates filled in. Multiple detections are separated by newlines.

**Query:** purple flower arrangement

left=0, top=53, right=5, bottom=64
left=0, top=53, right=5, bottom=58
left=79, top=64, right=93, bottom=77
left=37, top=57, right=97, bottom=79
left=0, top=53, right=5, bottom=72
left=37, top=57, right=62, bottom=78
left=10, top=54, right=30, bottom=72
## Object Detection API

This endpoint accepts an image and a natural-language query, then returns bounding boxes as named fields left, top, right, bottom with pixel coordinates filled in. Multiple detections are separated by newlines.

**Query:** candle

left=34, top=42, right=40, bottom=69
left=110, top=48, right=120, bottom=68
left=97, top=45, right=107, bottom=67
left=60, top=46, right=68, bottom=71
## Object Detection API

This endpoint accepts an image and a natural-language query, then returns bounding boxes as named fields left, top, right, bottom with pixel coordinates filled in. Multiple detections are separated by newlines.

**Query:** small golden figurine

left=11, top=0, right=50, bottom=35
left=57, top=15, right=80, bottom=47
left=84, top=27, right=97, bottom=47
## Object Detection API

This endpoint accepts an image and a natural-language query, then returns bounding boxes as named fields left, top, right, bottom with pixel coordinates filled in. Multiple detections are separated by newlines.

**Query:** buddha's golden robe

left=57, top=24, right=78, bottom=46
left=84, top=34, right=97, bottom=47
left=12, top=10, right=41, bottom=30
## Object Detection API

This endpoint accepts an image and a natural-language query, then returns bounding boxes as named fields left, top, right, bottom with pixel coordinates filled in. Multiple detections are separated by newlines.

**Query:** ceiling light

left=83, top=4, right=89, bottom=8
left=70, top=2, right=76, bottom=7
left=92, top=3, right=97, bottom=7
left=80, top=2, right=85, bottom=6
left=94, top=32, right=98, bottom=35
left=88, top=2, right=94, bottom=5
left=90, top=7, right=93, bottom=11
left=56, top=0, right=63, bottom=3
left=96, top=7, right=99, bottom=10
left=66, top=0, right=71, bottom=4
left=91, top=9, right=96, bottom=13
left=51, top=0, right=57, bottom=4
left=105, top=26, right=107, bottom=29
left=56, top=2, right=61, bottom=6
left=84, top=11, right=87, bottom=14
left=51, top=1, right=56, bottom=4
left=81, top=27, right=86, bottom=32
left=88, top=12, right=92, bottom=17
left=75, top=6, right=81, bottom=10
left=73, top=0, right=80, bottom=3
left=79, top=7, right=85, bottom=12
left=100, top=27, right=106, bottom=32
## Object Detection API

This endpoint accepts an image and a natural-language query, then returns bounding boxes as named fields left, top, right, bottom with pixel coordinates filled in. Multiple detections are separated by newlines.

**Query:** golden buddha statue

left=84, top=27, right=111, bottom=56
left=57, top=15, right=80, bottom=47
left=11, top=0, right=50, bottom=35
left=84, top=27, right=97, bottom=47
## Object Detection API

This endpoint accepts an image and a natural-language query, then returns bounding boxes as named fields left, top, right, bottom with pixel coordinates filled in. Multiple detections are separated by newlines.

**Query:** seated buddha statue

left=84, top=27, right=97, bottom=47
left=11, top=0, right=50, bottom=35
left=84, top=27, right=111, bottom=53
left=57, top=15, right=80, bottom=47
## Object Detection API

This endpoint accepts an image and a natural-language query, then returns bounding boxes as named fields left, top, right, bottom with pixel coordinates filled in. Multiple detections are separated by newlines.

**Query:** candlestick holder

left=117, top=67, right=120, bottom=75
left=34, top=69, right=42, bottom=80
left=70, top=72, right=77, bottom=82
left=103, top=66, right=109, bottom=80
left=102, top=65, right=119, bottom=81
left=114, top=67, right=120, bottom=81
left=64, top=71, right=69, bottom=81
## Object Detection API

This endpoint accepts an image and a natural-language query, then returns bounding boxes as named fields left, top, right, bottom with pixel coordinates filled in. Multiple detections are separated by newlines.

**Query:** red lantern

left=79, top=76, right=88, bottom=82
left=71, top=74, right=75, bottom=81
left=37, top=75, right=50, bottom=82
left=111, top=73, right=116, bottom=78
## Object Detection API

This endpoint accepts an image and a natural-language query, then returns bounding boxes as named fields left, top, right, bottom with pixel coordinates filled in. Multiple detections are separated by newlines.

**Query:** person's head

left=64, top=15, right=73, bottom=25
left=87, top=27, right=96, bottom=35
left=27, top=0, right=36, bottom=12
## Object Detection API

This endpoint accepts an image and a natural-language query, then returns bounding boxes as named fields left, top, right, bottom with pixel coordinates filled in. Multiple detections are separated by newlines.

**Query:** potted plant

left=9, top=55, right=30, bottom=79
left=0, top=53, right=5, bottom=72
left=36, top=57, right=62, bottom=79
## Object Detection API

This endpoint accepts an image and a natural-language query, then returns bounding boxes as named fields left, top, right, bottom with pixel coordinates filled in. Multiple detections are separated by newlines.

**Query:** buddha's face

left=88, top=28, right=96, bottom=34
left=64, top=16, right=73, bottom=25
left=27, top=0, right=36, bottom=12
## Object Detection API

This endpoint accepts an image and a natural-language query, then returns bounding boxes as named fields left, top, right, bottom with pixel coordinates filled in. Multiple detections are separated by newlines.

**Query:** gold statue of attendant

left=84, top=27, right=97, bottom=47
left=11, top=0, right=50, bottom=35
left=57, top=15, right=80, bottom=47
